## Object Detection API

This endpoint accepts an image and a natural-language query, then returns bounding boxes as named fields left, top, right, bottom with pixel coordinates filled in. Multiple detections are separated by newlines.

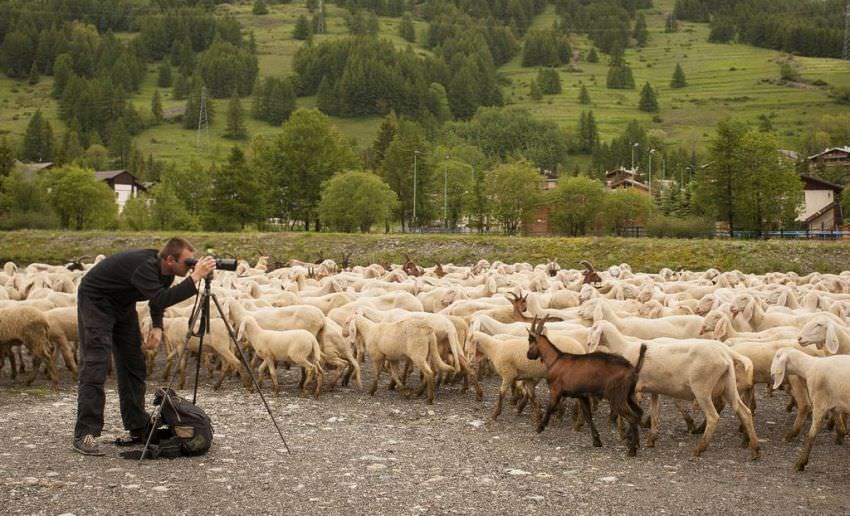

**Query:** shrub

left=645, top=214, right=715, bottom=238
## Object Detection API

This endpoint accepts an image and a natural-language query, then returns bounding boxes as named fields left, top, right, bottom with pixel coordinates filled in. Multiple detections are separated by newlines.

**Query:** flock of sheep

left=1, top=254, right=850, bottom=472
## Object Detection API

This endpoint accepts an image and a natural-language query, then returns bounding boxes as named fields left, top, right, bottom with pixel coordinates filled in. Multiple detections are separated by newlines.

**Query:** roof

left=608, top=178, right=649, bottom=192
left=605, top=167, right=638, bottom=178
left=12, top=160, right=54, bottom=182
left=800, top=174, right=843, bottom=192
left=807, top=146, right=850, bottom=161
left=804, top=201, right=840, bottom=224
left=94, top=170, right=128, bottom=181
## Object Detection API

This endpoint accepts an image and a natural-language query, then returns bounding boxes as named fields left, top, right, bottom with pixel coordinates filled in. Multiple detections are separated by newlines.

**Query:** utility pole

left=648, top=148, right=655, bottom=197
left=844, top=1, right=850, bottom=60
left=196, top=86, right=209, bottom=152
left=443, top=156, right=449, bottom=229
left=631, top=142, right=639, bottom=171
left=412, top=150, right=419, bottom=231
left=316, top=0, right=325, bottom=34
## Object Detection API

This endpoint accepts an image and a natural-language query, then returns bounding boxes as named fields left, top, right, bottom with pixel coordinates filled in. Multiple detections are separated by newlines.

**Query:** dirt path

left=1, top=369, right=849, bottom=515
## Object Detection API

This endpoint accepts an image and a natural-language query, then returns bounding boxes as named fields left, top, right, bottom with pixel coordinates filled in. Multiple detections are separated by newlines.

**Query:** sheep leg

left=833, top=410, right=846, bottom=445
left=388, top=363, right=412, bottom=398
left=646, top=394, right=661, bottom=448
left=785, top=377, right=811, bottom=442
left=731, top=398, right=761, bottom=460
left=796, top=406, right=827, bottom=472
left=266, top=359, right=280, bottom=396
left=580, top=396, right=603, bottom=447
left=463, top=360, right=483, bottom=401
left=369, top=357, right=384, bottom=396
left=313, top=365, right=324, bottom=399
left=693, top=393, right=721, bottom=458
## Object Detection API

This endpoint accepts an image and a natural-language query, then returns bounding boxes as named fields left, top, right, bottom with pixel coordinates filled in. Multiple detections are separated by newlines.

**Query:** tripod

left=140, top=273, right=291, bottom=461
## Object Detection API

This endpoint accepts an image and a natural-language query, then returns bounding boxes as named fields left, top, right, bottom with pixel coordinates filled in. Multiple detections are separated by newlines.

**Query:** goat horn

left=580, top=260, right=595, bottom=272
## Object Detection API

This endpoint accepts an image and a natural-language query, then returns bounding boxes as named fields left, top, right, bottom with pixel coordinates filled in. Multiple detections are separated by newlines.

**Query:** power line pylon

left=196, top=86, right=209, bottom=152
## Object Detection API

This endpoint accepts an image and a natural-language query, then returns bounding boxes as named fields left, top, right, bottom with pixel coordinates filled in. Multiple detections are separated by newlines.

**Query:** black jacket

left=79, top=249, right=197, bottom=328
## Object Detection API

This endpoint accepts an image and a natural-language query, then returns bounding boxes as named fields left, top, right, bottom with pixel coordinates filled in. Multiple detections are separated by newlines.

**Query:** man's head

left=159, top=237, right=195, bottom=277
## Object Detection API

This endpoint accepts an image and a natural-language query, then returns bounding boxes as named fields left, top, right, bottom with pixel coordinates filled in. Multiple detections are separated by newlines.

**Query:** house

left=605, top=167, right=649, bottom=193
left=12, top=160, right=54, bottom=180
left=807, top=147, right=850, bottom=169
left=94, top=170, right=147, bottom=212
left=798, top=174, right=843, bottom=230
left=11, top=162, right=146, bottom=213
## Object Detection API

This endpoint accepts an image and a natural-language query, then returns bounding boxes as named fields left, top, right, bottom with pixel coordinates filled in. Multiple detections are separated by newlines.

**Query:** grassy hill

left=0, top=0, right=848, bottom=169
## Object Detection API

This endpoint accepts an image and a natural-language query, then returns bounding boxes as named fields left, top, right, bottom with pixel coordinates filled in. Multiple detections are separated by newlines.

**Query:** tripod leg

left=210, top=292, right=291, bottom=453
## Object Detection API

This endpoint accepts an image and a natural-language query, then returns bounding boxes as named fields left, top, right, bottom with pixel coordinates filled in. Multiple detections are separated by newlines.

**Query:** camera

left=185, top=257, right=239, bottom=271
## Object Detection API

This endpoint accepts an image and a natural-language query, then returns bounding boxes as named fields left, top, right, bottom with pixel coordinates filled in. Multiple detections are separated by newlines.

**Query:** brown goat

left=527, top=317, right=646, bottom=457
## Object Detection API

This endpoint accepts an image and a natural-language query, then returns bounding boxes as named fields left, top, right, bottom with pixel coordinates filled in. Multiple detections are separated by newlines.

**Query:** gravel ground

left=1, top=365, right=849, bottom=515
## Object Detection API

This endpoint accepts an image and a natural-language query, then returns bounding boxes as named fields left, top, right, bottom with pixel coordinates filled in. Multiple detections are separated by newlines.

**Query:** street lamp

left=631, top=142, right=639, bottom=171
left=413, top=150, right=420, bottom=231
left=648, top=148, right=656, bottom=196
left=444, top=155, right=449, bottom=229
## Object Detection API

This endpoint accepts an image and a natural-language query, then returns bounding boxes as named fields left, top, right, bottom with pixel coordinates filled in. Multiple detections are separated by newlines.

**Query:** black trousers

left=74, top=293, right=148, bottom=439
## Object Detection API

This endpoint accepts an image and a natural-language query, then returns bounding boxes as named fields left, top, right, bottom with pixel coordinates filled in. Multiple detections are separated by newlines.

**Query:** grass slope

left=506, top=0, right=850, bottom=149
left=2, top=230, right=850, bottom=274
left=0, top=0, right=848, bottom=168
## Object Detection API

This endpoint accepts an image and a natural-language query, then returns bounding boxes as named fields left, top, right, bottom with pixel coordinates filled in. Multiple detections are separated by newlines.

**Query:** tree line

left=675, top=0, right=845, bottom=58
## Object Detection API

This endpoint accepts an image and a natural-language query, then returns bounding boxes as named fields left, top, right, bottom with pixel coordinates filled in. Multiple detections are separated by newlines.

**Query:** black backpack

left=124, top=388, right=214, bottom=460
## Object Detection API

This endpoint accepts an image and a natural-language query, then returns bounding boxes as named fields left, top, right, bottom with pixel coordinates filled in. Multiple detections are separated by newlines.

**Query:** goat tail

left=634, top=344, right=648, bottom=375
left=311, top=337, right=323, bottom=367
left=428, top=333, right=455, bottom=373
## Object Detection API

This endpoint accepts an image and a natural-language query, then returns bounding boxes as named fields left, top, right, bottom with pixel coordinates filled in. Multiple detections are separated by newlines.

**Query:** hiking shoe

left=114, top=429, right=146, bottom=447
left=73, top=434, right=105, bottom=456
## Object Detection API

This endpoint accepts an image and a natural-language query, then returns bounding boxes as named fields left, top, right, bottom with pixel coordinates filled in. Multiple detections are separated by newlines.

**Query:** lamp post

left=444, top=155, right=449, bottom=229
left=413, top=150, right=420, bottom=231
left=648, top=148, right=656, bottom=196
left=631, top=142, right=639, bottom=171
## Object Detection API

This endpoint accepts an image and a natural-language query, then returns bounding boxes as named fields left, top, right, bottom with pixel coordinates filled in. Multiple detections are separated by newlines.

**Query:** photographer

left=73, top=238, right=216, bottom=456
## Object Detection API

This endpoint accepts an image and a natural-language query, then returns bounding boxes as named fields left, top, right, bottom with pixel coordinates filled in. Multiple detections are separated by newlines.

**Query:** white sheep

left=348, top=313, right=453, bottom=405
left=771, top=348, right=850, bottom=471
left=237, top=315, right=324, bottom=397
left=0, top=305, right=57, bottom=386
left=588, top=320, right=760, bottom=459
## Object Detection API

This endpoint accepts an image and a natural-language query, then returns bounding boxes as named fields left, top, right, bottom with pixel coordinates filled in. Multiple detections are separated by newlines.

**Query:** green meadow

left=0, top=0, right=848, bottom=169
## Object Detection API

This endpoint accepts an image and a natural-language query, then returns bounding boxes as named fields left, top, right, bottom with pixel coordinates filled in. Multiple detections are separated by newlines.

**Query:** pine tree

left=529, top=79, right=543, bottom=100
left=537, top=68, right=561, bottom=94
left=316, top=76, right=338, bottom=114
left=638, top=82, right=659, bottom=112
left=157, top=61, right=173, bottom=88
left=22, top=110, right=46, bottom=162
left=670, top=62, right=687, bottom=88
left=306, top=0, right=318, bottom=11
left=0, top=137, right=15, bottom=177
left=633, top=13, right=648, bottom=47
left=224, top=92, right=247, bottom=139
left=399, top=13, right=416, bottom=43
left=294, top=14, right=312, bottom=40
left=252, top=0, right=269, bottom=15
left=28, top=62, right=40, bottom=85
left=665, top=13, right=679, bottom=33
left=52, top=54, right=73, bottom=99
left=578, top=83, right=591, bottom=104
left=586, top=47, right=599, bottom=63
left=151, top=90, right=164, bottom=123
left=173, top=73, right=190, bottom=100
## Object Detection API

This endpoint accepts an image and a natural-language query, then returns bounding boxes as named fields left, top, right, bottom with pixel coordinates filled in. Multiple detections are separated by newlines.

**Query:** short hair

left=158, top=237, right=194, bottom=260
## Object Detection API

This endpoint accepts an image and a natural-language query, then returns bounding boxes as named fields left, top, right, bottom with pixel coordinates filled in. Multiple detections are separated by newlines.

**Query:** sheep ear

left=587, top=325, right=600, bottom=352
left=825, top=322, right=840, bottom=354
left=592, top=301, right=604, bottom=322
left=742, top=299, right=755, bottom=323
left=714, top=316, right=728, bottom=340
left=772, top=352, right=787, bottom=389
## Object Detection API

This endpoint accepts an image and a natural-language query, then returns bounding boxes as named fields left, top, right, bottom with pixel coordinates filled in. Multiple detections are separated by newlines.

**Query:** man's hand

left=144, top=327, right=162, bottom=351
left=190, top=256, right=217, bottom=283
